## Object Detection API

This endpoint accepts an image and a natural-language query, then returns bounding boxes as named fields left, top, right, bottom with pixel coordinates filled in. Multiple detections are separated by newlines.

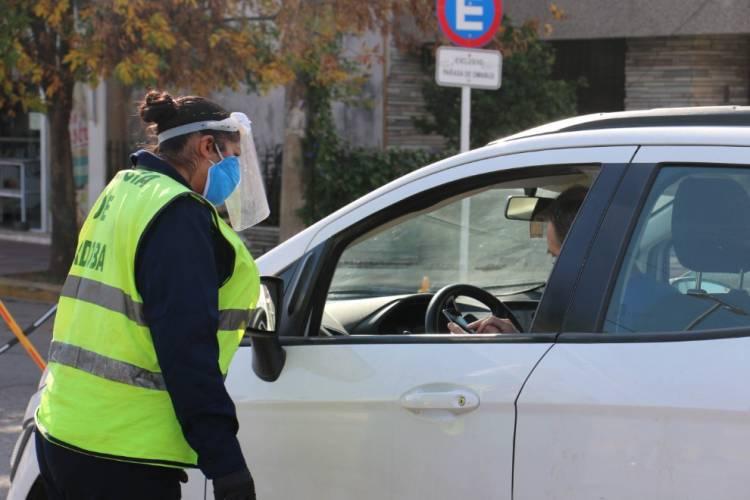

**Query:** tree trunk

left=47, top=80, right=79, bottom=281
left=279, top=79, right=309, bottom=241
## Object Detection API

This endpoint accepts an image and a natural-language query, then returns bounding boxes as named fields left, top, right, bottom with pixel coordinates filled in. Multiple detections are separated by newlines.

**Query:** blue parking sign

left=437, top=0, right=503, bottom=48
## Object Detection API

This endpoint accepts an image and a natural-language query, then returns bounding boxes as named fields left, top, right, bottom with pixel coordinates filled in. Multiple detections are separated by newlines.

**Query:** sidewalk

left=0, top=240, right=59, bottom=303
left=1, top=240, right=50, bottom=275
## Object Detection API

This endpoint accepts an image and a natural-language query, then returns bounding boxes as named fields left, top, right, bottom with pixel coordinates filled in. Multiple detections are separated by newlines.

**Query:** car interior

left=319, top=167, right=600, bottom=336
left=605, top=166, right=750, bottom=333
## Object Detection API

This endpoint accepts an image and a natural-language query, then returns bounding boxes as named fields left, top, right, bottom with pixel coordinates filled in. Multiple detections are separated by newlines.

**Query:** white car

left=11, top=106, right=750, bottom=499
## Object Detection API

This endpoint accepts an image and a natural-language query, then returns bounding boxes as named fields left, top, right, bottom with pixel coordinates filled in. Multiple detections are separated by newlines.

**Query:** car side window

left=321, top=168, right=600, bottom=336
left=604, top=166, right=750, bottom=333
left=328, top=186, right=555, bottom=300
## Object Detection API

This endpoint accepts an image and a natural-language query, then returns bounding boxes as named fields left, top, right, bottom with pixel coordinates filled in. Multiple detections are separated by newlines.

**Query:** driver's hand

left=447, top=316, right=518, bottom=334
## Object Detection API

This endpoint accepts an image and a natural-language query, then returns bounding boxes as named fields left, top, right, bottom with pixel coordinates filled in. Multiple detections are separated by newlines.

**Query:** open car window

left=328, top=186, right=556, bottom=300
left=322, top=168, right=599, bottom=335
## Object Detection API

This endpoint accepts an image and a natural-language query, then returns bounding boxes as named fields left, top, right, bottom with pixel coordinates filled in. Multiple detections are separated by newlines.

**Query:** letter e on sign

left=437, top=0, right=503, bottom=48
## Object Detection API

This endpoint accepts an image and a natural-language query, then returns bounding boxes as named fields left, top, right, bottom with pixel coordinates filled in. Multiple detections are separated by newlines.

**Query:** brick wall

left=385, top=49, right=447, bottom=151
left=626, top=35, right=750, bottom=110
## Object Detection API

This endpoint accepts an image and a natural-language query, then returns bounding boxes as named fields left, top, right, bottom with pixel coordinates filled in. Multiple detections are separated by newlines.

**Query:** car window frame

left=561, top=152, right=750, bottom=343
left=309, top=166, right=580, bottom=342
left=272, top=151, right=635, bottom=344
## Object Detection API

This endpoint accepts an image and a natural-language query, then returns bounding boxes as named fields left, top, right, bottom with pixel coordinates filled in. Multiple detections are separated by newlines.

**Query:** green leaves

left=299, top=83, right=439, bottom=224
left=0, top=2, right=48, bottom=112
left=299, top=144, right=438, bottom=224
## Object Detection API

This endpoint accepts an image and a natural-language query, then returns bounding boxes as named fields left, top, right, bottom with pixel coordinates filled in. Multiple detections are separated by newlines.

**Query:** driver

left=447, top=185, right=589, bottom=334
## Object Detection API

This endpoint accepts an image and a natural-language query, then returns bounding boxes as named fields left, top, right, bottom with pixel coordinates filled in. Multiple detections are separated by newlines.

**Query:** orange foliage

left=2, top=0, right=565, bottom=111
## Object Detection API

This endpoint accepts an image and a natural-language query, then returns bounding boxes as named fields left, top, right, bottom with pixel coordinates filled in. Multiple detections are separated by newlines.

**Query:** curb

left=0, top=277, right=60, bottom=304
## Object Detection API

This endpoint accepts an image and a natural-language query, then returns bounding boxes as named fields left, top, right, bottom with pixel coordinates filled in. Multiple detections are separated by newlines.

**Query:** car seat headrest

left=672, top=176, right=750, bottom=274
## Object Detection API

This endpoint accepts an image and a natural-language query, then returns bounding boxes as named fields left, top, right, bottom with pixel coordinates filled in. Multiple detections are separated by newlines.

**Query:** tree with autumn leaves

left=1, top=0, right=406, bottom=278
left=1, top=0, right=567, bottom=278
left=2, top=0, right=279, bottom=278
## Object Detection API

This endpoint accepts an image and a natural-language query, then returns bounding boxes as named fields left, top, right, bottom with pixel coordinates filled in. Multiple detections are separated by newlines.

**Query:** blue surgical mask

left=203, top=144, right=240, bottom=206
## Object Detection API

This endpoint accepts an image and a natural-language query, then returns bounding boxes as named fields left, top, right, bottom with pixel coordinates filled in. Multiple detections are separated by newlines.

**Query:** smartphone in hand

left=442, top=309, right=475, bottom=333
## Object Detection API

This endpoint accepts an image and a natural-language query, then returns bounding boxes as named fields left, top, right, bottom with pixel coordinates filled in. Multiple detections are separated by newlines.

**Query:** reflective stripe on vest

left=61, top=275, right=253, bottom=330
left=61, top=276, right=146, bottom=326
left=49, top=340, right=166, bottom=391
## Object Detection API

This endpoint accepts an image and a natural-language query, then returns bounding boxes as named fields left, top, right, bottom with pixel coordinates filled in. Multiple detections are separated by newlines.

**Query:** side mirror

left=505, top=195, right=553, bottom=221
left=247, top=276, right=286, bottom=382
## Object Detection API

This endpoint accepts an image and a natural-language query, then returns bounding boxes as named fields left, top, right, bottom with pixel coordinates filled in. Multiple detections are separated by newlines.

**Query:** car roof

left=493, top=106, right=750, bottom=143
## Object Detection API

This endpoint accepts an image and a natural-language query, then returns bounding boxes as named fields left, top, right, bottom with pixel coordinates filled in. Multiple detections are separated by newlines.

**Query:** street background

left=0, top=240, right=54, bottom=498
left=0, top=299, right=53, bottom=499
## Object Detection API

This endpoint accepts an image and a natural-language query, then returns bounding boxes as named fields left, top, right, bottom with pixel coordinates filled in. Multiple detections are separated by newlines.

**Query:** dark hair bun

left=139, top=90, right=178, bottom=130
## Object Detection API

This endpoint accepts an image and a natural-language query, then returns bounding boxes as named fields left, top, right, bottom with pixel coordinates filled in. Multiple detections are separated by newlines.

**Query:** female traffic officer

left=35, top=90, right=267, bottom=500
left=447, top=185, right=588, bottom=334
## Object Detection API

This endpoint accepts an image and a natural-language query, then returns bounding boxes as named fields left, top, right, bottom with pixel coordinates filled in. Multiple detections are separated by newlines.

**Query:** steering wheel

left=425, top=284, right=523, bottom=333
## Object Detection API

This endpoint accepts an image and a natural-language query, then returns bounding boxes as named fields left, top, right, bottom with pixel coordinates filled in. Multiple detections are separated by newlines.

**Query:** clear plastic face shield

left=157, top=112, right=270, bottom=231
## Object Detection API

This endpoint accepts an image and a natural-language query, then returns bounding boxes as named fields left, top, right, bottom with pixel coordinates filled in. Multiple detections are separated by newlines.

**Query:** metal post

left=459, top=86, right=471, bottom=282
left=40, top=113, right=50, bottom=233
left=20, top=162, right=26, bottom=224
left=460, top=86, right=471, bottom=153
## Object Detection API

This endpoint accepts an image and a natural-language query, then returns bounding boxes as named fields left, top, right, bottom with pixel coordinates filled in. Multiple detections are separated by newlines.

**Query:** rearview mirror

left=505, top=195, right=553, bottom=221
left=247, top=276, right=286, bottom=382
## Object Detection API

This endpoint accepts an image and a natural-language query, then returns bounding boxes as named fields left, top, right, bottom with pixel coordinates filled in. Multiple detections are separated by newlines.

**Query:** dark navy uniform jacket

left=133, top=150, right=247, bottom=479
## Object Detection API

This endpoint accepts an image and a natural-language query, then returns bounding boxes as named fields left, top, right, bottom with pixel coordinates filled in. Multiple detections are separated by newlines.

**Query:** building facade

left=510, top=0, right=750, bottom=111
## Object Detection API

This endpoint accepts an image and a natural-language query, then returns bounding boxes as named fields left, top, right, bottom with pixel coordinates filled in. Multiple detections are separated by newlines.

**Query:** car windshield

left=328, top=187, right=557, bottom=299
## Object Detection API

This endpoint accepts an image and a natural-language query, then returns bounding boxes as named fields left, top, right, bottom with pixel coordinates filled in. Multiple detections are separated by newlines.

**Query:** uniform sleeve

left=135, top=196, right=248, bottom=479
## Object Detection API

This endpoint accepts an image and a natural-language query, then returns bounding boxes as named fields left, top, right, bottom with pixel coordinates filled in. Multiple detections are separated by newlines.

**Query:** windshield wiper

left=684, top=289, right=750, bottom=330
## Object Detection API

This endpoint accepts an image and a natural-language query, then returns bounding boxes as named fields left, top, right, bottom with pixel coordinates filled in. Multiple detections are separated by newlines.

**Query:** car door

left=515, top=146, right=750, bottom=500
left=227, top=146, right=637, bottom=500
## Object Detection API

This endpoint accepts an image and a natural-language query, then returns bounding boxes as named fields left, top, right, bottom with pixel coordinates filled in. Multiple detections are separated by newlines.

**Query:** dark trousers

left=35, top=430, right=184, bottom=500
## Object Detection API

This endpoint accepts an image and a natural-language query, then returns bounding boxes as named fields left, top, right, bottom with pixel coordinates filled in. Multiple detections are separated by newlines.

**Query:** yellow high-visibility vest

left=36, top=168, right=259, bottom=467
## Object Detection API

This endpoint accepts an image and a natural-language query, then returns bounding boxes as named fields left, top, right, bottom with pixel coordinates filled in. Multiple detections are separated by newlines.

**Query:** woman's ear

left=195, top=134, right=215, bottom=160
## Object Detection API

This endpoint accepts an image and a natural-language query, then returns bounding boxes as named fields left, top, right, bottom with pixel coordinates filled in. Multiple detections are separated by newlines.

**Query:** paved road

left=0, top=298, right=54, bottom=499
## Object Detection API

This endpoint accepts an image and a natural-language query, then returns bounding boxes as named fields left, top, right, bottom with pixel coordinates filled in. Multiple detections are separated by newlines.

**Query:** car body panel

left=514, top=337, right=750, bottom=500
left=515, top=143, right=750, bottom=500
left=7, top=391, right=41, bottom=500
left=630, top=144, right=750, bottom=164
left=7, top=430, right=39, bottom=500
left=227, top=342, right=552, bottom=500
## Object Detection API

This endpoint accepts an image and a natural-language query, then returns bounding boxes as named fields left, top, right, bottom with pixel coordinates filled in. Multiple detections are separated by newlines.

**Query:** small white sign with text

left=436, top=46, right=502, bottom=90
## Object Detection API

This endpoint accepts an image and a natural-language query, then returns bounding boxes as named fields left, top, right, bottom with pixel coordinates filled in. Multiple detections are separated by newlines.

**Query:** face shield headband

left=157, top=115, right=241, bottom=144
left=156, top=112, right=270, bottom=230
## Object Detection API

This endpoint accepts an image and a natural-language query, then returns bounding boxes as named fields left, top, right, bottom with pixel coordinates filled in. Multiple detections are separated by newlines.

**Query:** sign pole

left=436, top=0, right=503, bottom=285
left=460, top=86, right=471, bottom=153
left=459, top=86, right=471, bottom=282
